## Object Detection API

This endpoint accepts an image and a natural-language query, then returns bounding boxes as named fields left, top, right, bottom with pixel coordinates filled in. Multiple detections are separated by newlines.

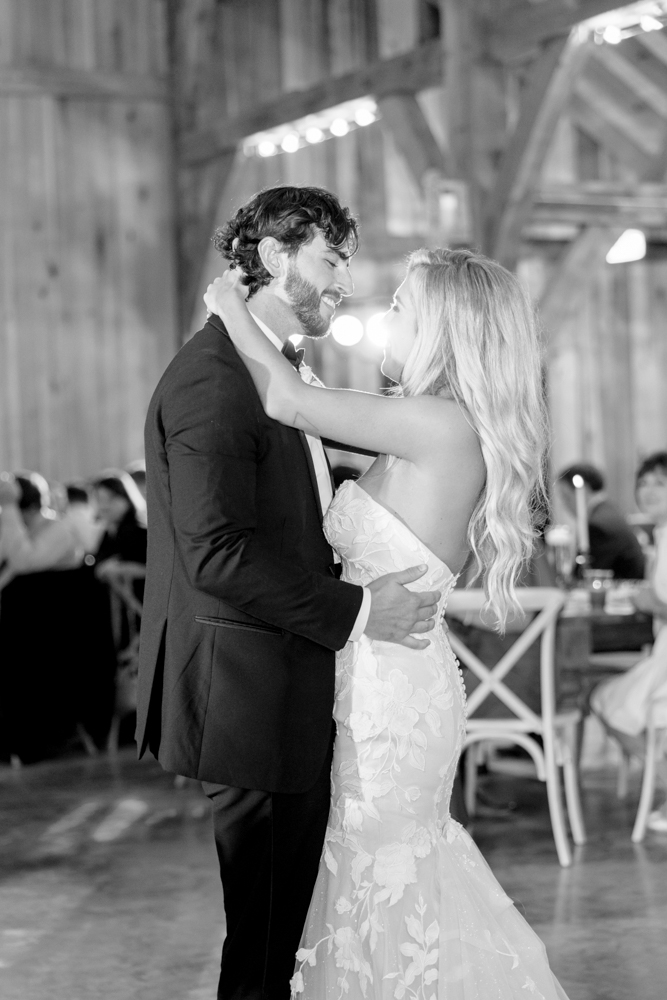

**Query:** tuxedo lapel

left=207, top=314, right=326, bottom=521
left=298, top=432, right=324, bottom=522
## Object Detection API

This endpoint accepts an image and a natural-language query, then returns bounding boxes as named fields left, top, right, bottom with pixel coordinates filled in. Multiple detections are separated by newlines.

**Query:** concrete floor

left=0, top=750, right=665, bottom=1000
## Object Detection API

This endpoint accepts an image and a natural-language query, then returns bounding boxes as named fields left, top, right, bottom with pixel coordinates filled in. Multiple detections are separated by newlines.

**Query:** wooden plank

left=574, top=74, right=661, bottom=156
left=635, top=25, right=667, bottom=69
left=539, top=226, right=610, bottom=338
left=280, top=0, right=329, bottom=92
left=488, top=1, right=632, bottom=59
left=532, top=183, right=667, bottom=227
left=591, top=44, right=667, bottom=120
left=570, top=92, right=652, bottom=175
left=0, top=65, right=168, bottom=99
left=440, top=0, right=475, bottom=180
left=328, top=0, right=369, bottom=74
left=377, top=0, right=419, bottom=58
left=377, top=93, right=447, bottom=186
left=0, top=96, right=23, bottom=469
left=357, top=121, right=388, bottom=243
left=182, top=38, right=443, bottom=165
left=177, top=153, right=239, bottom=334
left=488, top=34, right=589, bottom=267
left=618, top=35, right=667, bottom=98
left=627, top=261, right=666, bottom=457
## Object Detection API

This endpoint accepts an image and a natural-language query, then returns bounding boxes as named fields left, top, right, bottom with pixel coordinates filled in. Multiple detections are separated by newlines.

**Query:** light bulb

left=305, top=127, right=324, bottom=143
left=606, top=229, right=646, bottom=264
left=330, top=118, right=350, bottom=137
left=332, top=315, right=363, bottom=346
left=354, top=108, right=376, bottom=127
left=281, top=133, right=300, bottom=153
left=603, top=24, right=622, bottom=44
left=257, top=141, right=277, bottom=157
left=641, top=15, right=663, bottom=32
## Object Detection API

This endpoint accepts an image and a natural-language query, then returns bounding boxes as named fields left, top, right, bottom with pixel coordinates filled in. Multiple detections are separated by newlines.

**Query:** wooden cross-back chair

left=105, top=565, right=145, bottom=753
left=446, top=587, right=586, bottom=867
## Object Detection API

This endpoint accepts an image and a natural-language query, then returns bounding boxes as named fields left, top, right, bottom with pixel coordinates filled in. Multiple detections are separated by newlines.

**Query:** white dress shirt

left=249, top=312, right=371, bottom=641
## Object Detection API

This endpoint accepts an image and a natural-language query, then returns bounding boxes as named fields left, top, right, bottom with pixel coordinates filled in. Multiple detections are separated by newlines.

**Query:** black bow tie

left=281, top=340, right=306, bottom=370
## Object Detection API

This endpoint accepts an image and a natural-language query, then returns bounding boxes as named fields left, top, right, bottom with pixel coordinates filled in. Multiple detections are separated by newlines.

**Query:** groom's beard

left=284, top=263, right=339, bottom=339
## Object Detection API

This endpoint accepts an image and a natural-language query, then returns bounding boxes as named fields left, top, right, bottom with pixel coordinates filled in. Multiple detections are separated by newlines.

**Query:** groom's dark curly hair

left=213, top=185, right=359, bottom=298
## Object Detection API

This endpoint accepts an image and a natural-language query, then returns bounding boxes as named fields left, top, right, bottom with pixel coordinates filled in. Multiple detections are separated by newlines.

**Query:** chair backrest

left=105, top=566, right=145, bottom=649
left=446, top=587, right=566, bottom=728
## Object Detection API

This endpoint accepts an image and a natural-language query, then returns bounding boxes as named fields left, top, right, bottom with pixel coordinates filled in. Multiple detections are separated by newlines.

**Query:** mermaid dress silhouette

left=290, top=480, right=570, bottom=1000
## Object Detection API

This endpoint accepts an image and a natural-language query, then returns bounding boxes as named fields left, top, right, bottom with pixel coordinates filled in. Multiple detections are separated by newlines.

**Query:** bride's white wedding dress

left=291, top=480, right=570, bottom=1000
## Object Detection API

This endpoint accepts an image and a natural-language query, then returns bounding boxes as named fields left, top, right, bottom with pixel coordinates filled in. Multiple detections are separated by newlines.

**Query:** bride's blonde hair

left=398, top=247, right=548, bottom=630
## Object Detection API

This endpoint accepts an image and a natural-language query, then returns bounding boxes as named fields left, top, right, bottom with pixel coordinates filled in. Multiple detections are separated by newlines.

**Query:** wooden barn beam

left=182, top=39, right=443, bottom=166
left=539, top=226, right=609, bottom=339
left=177, top=151, right=239, bottom=334
left=487, top=34, right=590, bottom=269
left=0, top=66, right=168, bottom=100
left=642, top=129, right=667, bottom=183
left=532, top=183, right=667, bottom=227
left=377, top=94, right=451, bottom=185
left=591, top=44, right=667, bottom=119
left=440, top=0, right=475, bottom=179
left=570, top=93, right=653, bottom=175
left=636, top=25, right=667, bottom=67
left=171, top=0, right=234, bottom=333
left=488, top=1, right=631, bottom=59
left=574, top=74, right=661, bottom=155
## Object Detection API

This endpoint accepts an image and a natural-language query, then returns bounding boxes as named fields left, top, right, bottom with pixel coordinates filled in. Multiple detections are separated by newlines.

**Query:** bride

left=204, top=248, right=568, bottom=1000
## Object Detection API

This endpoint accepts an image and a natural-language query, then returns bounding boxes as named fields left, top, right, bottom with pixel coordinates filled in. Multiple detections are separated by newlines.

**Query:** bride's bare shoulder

left=413, top=394, right=480, bottom=450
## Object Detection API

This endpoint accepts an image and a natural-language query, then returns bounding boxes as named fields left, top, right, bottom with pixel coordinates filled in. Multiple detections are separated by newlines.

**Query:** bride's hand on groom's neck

left=365, top=565, right=440, bottom=650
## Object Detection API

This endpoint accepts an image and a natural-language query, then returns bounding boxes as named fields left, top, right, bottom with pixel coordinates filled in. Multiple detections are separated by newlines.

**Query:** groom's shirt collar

left=248, top=311, right=283, bottom=351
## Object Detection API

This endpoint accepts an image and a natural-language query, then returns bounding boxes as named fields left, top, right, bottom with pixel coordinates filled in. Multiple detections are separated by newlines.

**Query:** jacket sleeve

left=161, top=353, right=363, bottom=651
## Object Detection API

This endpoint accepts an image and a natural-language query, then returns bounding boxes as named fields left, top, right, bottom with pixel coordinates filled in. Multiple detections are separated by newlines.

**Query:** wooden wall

left=0, top=0, right=178, bottom=482
left=526, top=115, right=667, bottom=514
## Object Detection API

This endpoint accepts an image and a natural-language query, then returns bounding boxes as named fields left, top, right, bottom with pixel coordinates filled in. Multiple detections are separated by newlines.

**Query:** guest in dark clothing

left=93, top=471, right=147, bottom=568
left=557, top=463, right=645, bottom=580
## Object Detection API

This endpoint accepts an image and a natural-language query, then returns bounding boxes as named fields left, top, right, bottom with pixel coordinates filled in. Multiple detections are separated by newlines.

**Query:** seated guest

left=63, top=483, right=105, bottom=555
left=591, top=451, right=667, bottom=831
left=0, top=471, right=82, bottom=590
left=0, top=472, right=86, bottom=763
left=557, top=463, right=645, bottom=579
left=92, top=471, right=147, bottom=573
left=125, top=459, right=147, bottom=501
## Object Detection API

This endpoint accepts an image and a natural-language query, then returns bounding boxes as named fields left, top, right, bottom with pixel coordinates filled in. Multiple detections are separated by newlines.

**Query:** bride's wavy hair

left=397, top=247, right=548, bottom=630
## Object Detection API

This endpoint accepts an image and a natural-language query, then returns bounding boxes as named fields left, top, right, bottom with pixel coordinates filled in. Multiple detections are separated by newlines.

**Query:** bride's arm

left=204, top=271, right=469, bottom=462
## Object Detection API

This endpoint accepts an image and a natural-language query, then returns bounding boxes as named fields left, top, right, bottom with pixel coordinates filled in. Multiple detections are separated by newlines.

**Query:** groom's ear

left=257, top=237, right=288, bottom=281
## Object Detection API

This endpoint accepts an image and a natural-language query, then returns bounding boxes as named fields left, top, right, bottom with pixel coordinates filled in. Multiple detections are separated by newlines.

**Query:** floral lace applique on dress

left=291, top=480, right=570, bottom=1000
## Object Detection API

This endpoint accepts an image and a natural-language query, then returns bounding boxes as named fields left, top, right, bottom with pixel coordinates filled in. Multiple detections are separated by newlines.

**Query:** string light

left=243, top=99, right=378, bottom=158
left=330, top=118, right=349, bottom=137
left=592, top=3, right=667, bottom=44
left=354, top=108, right=376, bottom=127
left=281, top=133, right=300, bottom=153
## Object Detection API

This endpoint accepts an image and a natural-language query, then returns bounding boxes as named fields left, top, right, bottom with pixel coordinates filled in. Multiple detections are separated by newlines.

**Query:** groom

left=136, top=186, right=439, bottom=1000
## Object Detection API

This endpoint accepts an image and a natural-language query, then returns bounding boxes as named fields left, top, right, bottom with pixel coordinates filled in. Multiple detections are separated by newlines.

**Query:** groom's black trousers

left=202, top=728, right=334, bottom=1000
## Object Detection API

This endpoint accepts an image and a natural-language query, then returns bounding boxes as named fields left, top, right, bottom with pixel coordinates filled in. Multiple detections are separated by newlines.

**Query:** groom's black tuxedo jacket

left=136, top=315, right=363, bottom=792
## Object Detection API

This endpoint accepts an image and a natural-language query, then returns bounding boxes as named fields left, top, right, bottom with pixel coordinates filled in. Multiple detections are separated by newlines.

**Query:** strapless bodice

left=323, top=479, right=458, bottom=618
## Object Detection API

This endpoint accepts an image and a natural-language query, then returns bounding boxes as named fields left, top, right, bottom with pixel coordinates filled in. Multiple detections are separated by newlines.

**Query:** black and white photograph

left=1, top=2, right=667, bottom=999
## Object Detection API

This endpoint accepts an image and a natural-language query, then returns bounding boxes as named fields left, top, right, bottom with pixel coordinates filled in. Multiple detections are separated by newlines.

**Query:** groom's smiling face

left=282, top=232, right=354, bottom=338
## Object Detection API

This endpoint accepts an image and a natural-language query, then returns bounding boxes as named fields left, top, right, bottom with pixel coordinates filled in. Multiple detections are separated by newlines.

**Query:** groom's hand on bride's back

left=365, top=566, right=440, bottom=650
